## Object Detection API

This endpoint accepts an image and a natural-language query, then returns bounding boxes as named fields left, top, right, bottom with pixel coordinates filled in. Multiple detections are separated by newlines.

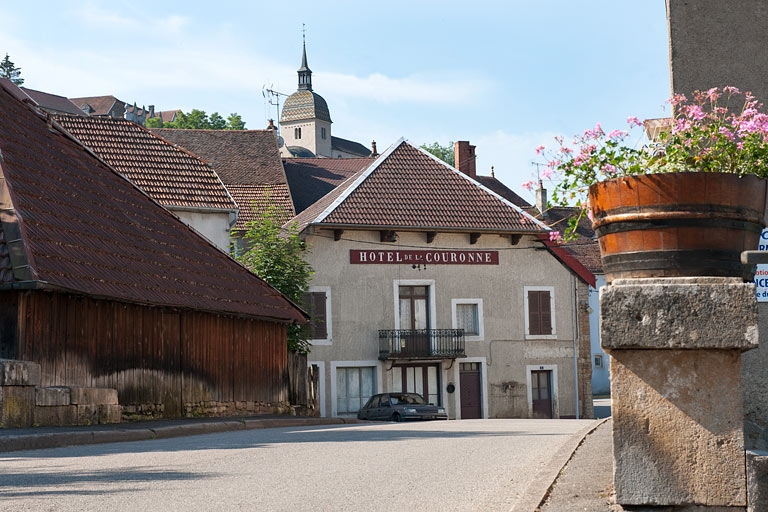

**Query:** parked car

left=357, top=392, right=448, bottom=422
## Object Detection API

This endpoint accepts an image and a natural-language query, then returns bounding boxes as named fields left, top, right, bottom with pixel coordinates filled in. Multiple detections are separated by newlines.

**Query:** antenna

left=262, top=85, right=289, bottom=134
left=530, top=161, right=547, bottom=182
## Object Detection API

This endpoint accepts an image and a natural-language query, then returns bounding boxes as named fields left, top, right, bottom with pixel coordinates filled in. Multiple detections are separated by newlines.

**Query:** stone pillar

left=602, top=277, right=756, bottom=508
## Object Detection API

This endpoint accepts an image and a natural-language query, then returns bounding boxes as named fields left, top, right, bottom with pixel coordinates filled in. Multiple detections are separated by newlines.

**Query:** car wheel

left=392, top=412, right=401, bottom=422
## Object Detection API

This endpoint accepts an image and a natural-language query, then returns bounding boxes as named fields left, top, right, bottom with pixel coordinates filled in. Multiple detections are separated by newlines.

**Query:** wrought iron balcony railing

left=378, top=329, right=466, bottom=360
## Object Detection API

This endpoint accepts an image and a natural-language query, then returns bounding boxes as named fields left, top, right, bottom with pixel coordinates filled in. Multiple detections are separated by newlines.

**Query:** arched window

left=295, top=127, right=302, bottom=139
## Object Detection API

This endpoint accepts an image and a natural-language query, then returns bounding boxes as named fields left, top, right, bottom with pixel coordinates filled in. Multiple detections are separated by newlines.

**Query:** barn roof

left=0, top=79, right=306, bottom=324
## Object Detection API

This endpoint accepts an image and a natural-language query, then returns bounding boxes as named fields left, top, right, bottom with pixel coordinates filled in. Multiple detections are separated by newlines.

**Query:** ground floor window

left=392, top=363, right=440, bottom=405
left=336, top=366, right=374, bottom=414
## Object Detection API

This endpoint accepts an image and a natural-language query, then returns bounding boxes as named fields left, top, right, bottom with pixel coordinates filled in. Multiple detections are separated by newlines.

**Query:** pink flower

left=522, top=180, right=535, bottom=191
left=606, top=129, right=627, bottom=140
left=535, top=145, right=545, bottom=155
left=541, top=167, right=554, bottom=179
left=627, top=116, right=642, bottom=127
left=670, top=93, right=687, bottom=106
left=723, top=86, right=741, bottom=96
left=549, top=231, right=563, bottom=243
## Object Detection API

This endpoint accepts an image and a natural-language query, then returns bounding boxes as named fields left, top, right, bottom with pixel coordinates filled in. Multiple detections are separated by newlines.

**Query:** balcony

left=378, top=329, right=466, bottom=360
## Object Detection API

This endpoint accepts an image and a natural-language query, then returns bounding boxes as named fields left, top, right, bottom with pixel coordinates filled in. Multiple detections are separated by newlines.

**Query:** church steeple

left=297, top=29, right=312, bottom=91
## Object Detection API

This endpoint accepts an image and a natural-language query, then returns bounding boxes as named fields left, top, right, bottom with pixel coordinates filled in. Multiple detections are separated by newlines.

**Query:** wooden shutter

left=305, top=291, right=327, bottom=339
left=528, top=290, right=552, bottom=335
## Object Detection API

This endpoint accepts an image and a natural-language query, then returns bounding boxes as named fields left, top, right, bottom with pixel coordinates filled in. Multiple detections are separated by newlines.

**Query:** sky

left=0, top=1, right=671, bottom=202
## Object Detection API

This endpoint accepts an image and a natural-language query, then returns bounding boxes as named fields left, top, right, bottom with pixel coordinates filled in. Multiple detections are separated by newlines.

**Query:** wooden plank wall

left=11, top=291, right=289, bottom=414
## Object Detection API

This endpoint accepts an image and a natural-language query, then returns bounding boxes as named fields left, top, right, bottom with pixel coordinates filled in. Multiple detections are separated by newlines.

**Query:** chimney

left=454, top=141, right=476, bottom=179
left=266, top=119, right=277, bottom=131
left=148, top=105, right=155, bottom=117
left=370, top=140, right=379, bottom=157
left=536, top=180, right=548, bottom=218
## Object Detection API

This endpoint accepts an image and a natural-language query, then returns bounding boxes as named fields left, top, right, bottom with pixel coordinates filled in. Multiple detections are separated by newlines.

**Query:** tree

left=227, top=113, right=246, bottom=130
left=154, top=108, right=247, bottom=130
left=0, top=53, right=24, bottom=86
left=237, top=204, right=314, bottom=353
left=421, top=141, right=454, bottom=165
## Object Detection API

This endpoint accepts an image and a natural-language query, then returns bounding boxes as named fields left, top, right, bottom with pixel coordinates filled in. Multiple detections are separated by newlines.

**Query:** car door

left=374, top=394, right=392, bottom=420
left=363, top=395, right=380, bottom=419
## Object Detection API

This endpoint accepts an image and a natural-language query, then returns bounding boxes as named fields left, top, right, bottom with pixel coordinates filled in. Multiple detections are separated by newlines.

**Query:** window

left=594, top=354, right=604, bottom=368
left=303, top=287, right=331, bottom=345
left=399, top=286, right=429, bottom=330
left=451, top=299, right=484, bottom=341
left=321, top=127, right=327, bottom=140
left=336, top=366, right=374, bottom=414
left=392, top=364, right=440, bottom=406
left=295, top=127, right=302, bottom=139
left=524, top=286, right=556, bottom=339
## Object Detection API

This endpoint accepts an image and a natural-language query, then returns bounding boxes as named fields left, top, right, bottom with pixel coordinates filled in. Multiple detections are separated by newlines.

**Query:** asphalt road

left=0, top=419, right=595, bottom=512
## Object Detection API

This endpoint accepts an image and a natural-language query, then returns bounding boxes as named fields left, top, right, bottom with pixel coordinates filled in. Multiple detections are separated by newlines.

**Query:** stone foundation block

left=36, top=387, right=71, bottom=406
left=76, top=404, right=99, bottom=425
left=98, top=404, right=121, bottom=424
left=747, top=450, right=768, bottom=512
left=0, top=359, right=41, bottom=386
left=69, top=387, right=118, bottom=405
left=34, top=405, right=77, bottom=426
left=0, top=385, right=35, bottom=427
left=601, top=278, right=758, bottom=351
left=611, top=349, right=746, bottom=507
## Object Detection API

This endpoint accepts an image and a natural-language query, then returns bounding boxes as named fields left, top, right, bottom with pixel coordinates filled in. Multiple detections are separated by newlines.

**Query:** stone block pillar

left=602, top=277, right=756, bottom=508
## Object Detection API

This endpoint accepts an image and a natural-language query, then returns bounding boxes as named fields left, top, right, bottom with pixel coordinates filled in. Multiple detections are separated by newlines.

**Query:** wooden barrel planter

left=589, top=172, right=768, bottom=283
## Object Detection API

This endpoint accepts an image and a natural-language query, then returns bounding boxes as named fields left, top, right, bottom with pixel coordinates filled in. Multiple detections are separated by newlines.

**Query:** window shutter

left=529, top=290, right=552, bottom=335
left=307, top=292, right=327, bottom=339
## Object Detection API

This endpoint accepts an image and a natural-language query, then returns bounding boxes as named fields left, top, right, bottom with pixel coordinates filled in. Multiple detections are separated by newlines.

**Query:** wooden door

left=460, top=362, right=482, bottom=419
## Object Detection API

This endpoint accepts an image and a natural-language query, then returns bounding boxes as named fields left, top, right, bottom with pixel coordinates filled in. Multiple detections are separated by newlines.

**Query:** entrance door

left=459, top=362, right=482, bottom=419
left=392, top=364, right=440, bottom=405
left=531, top=370, right=553, bottom=419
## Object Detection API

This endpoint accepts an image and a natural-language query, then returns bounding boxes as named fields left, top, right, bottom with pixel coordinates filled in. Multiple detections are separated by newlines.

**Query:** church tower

left=279, top=37, right=333, bottom=158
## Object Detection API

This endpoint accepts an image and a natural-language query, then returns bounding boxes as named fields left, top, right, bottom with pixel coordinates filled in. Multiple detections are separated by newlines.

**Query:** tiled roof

left=331, top=136, right=371, bottom=157
left=475, top=175, right=531, bottom=209
left=70, top=95, right=121, bottom=116
left=527, top=205, right=603, bottom=276
left=283, top=157, right=373, bottom=213
left=295, top=140, right=549, bottom=234
left=152, top=129, right=287, bottom=185
left=227, top=184, right=294, bottom=230
left=55, top=115, right=236, bottom=211
left=0, top=79, right=305, bottom=324
left=281, top=90, right=332, bottom=123
left=20, top=88, right=84, bottom=115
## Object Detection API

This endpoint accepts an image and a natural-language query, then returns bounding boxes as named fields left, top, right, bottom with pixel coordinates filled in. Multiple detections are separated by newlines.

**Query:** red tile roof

left=55, top=115, right=236, bottom=211
left=152, top=128, right=295, bottom=229
left=70, top=95, right=121, bottom=116
left=228, top=184, right=294, bottom=228
left=0, top=79, right=305, bottom=324
left=293, top=140, right=549, bottom=234
left=283, top=157, right=373, bottom=213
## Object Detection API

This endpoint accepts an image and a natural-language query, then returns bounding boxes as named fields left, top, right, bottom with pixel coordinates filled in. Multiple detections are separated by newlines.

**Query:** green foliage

left=0, top=53, right=23, bottom=85
left=236, top=205, right=314, bottom=353
left=161, top=109, right=247, bottom=130
left=420, top=141, right=454, bottom=165
left=227, top=113, right=246, bottom=130
left=145, top=117, right=164, bottom=128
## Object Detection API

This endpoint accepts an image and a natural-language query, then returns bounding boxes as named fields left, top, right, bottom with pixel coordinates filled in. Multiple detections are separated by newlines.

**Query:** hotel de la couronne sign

left=350, top=249, right=499, bottom=265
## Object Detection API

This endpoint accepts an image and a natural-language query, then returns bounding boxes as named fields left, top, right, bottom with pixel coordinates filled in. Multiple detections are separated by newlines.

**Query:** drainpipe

left=571, top=274, right=580, bottom=419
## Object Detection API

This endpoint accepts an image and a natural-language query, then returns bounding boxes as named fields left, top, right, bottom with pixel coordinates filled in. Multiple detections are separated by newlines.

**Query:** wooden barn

left=0, top=79, right=307, bottom=419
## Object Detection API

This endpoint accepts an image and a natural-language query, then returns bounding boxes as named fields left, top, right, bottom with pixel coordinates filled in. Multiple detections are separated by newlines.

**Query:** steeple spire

left=297, top=24, right=312, bottom=91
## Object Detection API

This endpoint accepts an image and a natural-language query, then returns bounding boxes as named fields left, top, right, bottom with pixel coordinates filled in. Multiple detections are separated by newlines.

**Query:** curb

left=511, top=417, right=610, bottom=512
left=0, top=417, right=363, bottom=453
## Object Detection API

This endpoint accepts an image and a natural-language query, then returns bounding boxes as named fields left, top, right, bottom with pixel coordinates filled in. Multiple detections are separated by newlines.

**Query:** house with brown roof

left=53, top=114, right=238, bottom=251
left=292, top=139, right=594, bottom=420
left=20, top=87, right=84, bottom=116
left=151, top=128, right=296, bottom=240
left=0, top=78, right=307, bottom=421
